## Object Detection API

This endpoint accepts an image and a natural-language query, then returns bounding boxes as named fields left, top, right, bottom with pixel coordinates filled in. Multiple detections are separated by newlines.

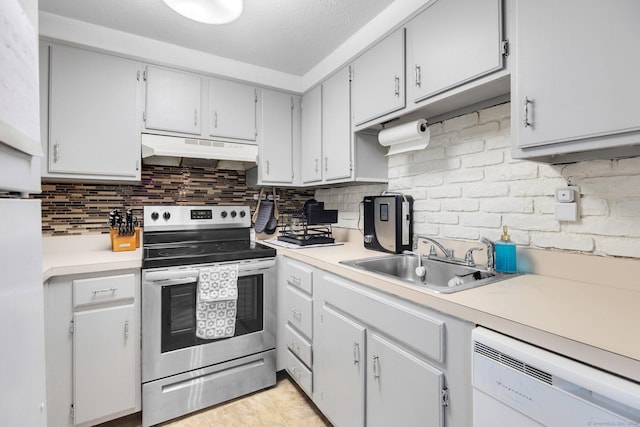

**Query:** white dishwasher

left=472, top=327, right=640, bottom=426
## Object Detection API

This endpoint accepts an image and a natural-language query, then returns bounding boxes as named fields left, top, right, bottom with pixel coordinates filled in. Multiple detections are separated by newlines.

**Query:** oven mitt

left=255, top=200, right=273, bottom=234
left=265, top=187, right=279, bottom=234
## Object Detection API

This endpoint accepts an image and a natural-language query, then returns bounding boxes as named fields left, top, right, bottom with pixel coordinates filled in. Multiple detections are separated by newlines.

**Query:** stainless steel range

left=141, top=205, right=277, bottom=427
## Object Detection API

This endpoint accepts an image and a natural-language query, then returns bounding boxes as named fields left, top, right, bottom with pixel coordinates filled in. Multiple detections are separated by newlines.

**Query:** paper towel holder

left=378, top=118, right=430, bottom=156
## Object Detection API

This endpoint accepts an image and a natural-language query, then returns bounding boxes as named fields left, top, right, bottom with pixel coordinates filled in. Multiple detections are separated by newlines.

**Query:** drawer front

left=285, top=259, right=313, bottom=295
left=286, top=324, right=312, bottom=368
left=73, top=273, right=136, bottom=308
left=286, top=285, right=313, bottom=339
left=286, top=350, right=312, bottom=397
left=322, top=273, right=445, bottom=362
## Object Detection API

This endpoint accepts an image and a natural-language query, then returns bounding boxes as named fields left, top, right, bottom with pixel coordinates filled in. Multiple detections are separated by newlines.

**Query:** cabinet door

left=406, top=0, right=503, bottom=103
left=314, top=305, right=365, bottom=427
left=73, top=304, right=136, bottom=425
left=300, top=85, right=323, bottom=184
left=351, top=28, right=405, bottom=126
left=322, top=67, right=352, bottom=181
left=367, top=332, right=444, bottom=427
left=47, top=44, right=141, bottom=179
left=209, top=78, right=257, bottom=141
left=144, top=65, right=202, bottom=135
left=513, top=0, right=640, bottom=150
left=259, top=89, right=294, bottom=183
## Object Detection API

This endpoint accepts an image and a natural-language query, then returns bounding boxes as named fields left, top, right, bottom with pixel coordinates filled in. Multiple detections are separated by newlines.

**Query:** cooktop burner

left=143, top=240, right=275, bottom=269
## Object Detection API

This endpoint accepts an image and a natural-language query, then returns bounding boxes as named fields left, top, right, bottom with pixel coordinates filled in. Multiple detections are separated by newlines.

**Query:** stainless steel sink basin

left=340, top=254, right=512, bottom=293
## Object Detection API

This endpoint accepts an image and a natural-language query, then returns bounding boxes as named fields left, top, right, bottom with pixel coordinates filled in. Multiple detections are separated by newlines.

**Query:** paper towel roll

left=378, top=119, right=430, bottom=156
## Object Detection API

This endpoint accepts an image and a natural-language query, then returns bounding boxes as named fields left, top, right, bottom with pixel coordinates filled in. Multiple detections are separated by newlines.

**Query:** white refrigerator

left=0, top=0, right=47, bottom=425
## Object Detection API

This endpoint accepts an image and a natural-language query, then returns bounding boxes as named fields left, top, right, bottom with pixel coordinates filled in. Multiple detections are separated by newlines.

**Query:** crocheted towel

left=195, top=264, right=239, bottom=339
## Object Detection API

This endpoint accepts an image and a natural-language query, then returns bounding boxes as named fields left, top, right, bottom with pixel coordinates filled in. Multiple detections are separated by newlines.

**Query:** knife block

left=110, top=228, right=139, bottom=252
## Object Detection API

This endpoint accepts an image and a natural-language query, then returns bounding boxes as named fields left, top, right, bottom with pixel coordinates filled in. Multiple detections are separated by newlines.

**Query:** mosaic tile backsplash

left=36, top=165, right=315, bottom=236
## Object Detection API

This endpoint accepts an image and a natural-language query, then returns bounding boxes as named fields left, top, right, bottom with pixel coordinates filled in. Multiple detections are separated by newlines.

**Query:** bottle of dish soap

left=495, top=226, right=516, bottom=273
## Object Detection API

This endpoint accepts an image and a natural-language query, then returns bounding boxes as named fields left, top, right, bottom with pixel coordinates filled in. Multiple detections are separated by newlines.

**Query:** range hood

left=141, top=133, right=258, bottom=170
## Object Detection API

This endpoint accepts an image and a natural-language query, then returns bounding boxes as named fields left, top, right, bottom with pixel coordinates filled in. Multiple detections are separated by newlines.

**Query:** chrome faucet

left=413, top=235, right=455, bottom=259
left=480, top=237, right=495, bottom=272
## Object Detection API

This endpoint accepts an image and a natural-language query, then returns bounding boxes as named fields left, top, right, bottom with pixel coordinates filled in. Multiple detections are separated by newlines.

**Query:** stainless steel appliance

left=141, top=205, right=277, bottom=427
left=472, top=327, right=640, bottom=426
left=363, top=194, right=413, bottom=253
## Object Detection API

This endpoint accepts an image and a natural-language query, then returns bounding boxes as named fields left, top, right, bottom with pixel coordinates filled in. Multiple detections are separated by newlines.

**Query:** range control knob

left=221, top=211, right=228, bottom=218
left=239, top=210, right=246, bottom=218
left=230, top=210, right=237, bottom=218
left=163, top=211, right=171, bottom=220
left=151, top=211, right=159, bottom=221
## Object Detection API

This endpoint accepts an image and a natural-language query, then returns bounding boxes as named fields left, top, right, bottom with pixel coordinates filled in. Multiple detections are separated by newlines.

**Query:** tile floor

left=98, top=373, right=332, bottom=427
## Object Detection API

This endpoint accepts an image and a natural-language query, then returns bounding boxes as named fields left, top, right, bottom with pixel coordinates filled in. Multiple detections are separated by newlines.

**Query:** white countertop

left=42, top=234, right=142, bottom=282
left=42, top=231, right=640, bottom=383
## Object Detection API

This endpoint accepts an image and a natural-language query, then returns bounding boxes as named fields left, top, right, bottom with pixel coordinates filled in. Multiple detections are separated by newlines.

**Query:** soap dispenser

left=495, top=226, right=516, bottom=273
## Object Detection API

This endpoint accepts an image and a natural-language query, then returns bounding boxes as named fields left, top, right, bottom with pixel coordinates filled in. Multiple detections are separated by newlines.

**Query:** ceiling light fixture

left=162, top=0, right=243, bottom=24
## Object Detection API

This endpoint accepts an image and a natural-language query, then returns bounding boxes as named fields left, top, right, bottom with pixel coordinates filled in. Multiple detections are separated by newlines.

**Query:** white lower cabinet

left=310, top=268, right=473, bottom=427
left=314, top=305, right=365, bottom=427
left=281, top=258, right=315, bottom=394
left=44, top=270, right=141, bottom=427
left=366, top=332, right=444, bottom=427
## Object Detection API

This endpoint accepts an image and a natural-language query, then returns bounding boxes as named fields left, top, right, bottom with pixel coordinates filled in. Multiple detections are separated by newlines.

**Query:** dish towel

left=196, top=264, right=239, bottom=340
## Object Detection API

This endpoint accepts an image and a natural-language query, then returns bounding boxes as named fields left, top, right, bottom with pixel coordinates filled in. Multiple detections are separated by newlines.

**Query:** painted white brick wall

left=315, top=102, right=640, bottom=259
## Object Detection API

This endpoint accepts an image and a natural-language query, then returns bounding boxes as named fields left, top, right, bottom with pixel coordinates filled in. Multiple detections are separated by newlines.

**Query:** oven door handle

left=144, top=270, right=200, bottom=283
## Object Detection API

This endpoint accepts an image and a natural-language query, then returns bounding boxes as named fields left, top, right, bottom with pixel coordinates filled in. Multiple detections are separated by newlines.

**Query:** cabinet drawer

left=286, top=350, right=312, bottom=397
left=73, top=273, right=136, bottom=308
left=285, top=259, right=313, bottom=295
left=323, top=273, right=444, bottom=362
left=286, top=324, right=312, bottom=368
left=286, top=285, right=313, bottom=339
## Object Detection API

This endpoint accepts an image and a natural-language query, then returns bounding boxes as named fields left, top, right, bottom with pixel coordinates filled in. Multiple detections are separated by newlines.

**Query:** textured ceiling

left=38, top=0, right=397, bottom=76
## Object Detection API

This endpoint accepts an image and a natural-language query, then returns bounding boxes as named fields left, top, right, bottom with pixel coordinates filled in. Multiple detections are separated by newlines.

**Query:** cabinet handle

left=292, top=275, right=302, bottom=286
left=194, top=109, right=198, bottom=127
left=353, top=343, right=360, bottom=365
left=214, top=111, right=218, bottom=128
left=124, top=320, right=129, bottom=338
left=92, top=288, right=117, bottom=296
left=291, top=308, right=302, bottom=321
left=394, top=76, right=400, bottom=97
left=372, top=355, right=380, bottom=379
left=324, top=157, right=328, bottom=172
left=523, top=97, right=532, bottom=128
left=53, top=143, right=60, bottom=163
left=415, top=65, right=421, bottom=88
left=266, top=160, right=270, bottom=175
left=315, top=159, right=318, bottom=173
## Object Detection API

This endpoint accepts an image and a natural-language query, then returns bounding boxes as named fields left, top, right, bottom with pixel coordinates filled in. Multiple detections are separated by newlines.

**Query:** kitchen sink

left=340, top=254, right=512, bottom=293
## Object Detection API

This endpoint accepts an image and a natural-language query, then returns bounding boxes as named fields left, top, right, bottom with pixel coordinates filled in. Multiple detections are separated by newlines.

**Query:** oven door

left=141, top=258, right=276, bottom=383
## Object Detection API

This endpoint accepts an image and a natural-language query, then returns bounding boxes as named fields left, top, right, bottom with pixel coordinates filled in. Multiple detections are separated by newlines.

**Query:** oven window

left=161, top=274, right=264, bottom=353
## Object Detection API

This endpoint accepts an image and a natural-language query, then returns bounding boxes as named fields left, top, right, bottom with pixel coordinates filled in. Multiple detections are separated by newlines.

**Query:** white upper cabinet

left=44, top=43, right=141, bottom=181
left=208, top=78, right=257, bottom=142
left=322, top=67, right=353, bottom=182
left=258, top=89, right=295, bottom=184
left=300, top=85, right=323, bottom=184
left=406, top=0, right=504, bottom=103
left=351, top=28, right=406, bottom=126
left=512, top=0, right=640, bottom=161
left=144, top=65, right=202, bottom=135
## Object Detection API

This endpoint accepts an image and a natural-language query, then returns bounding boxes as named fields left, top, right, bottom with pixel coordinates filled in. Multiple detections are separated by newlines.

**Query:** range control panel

left=143, top=205, right=251, bottom=231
